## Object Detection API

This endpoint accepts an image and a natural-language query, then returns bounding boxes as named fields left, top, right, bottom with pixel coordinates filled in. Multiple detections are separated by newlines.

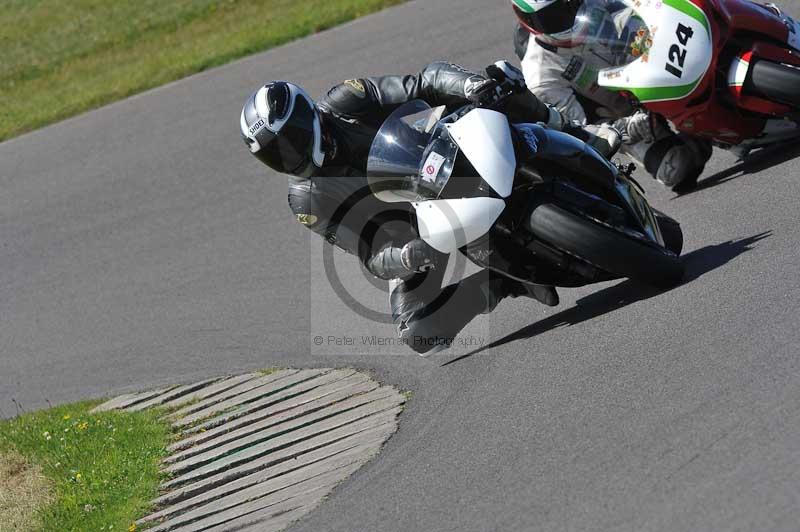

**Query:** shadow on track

left=681, top=231, right=771, bottom=283
left=679, top=141, right=800, bottom=196
left=442, top=232, right=771, bottom=366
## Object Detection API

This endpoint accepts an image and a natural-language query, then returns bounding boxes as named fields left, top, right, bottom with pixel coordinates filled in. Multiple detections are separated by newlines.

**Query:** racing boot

left=478, top=278, right=511, bottom=314
left=478, top=278, right=559, bottom=313
left=622, top=133, right=712, bottom=192
left=506, top=279, right=559, bottom=307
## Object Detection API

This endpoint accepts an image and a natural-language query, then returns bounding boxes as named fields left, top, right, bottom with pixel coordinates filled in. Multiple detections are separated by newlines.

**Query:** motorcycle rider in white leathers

left=511, top=0, right=713, bottom=191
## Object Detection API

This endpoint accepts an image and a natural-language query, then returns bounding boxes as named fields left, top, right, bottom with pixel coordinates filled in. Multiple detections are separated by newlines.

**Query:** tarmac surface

left=3, top=0, right=800, bottom=530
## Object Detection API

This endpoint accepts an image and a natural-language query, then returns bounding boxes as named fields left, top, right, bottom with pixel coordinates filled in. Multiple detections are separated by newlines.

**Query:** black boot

left=507, top=280, right=559, bottom=307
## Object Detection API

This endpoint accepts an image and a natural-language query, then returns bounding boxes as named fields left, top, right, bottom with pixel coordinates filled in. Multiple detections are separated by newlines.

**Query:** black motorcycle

left=366, top=95, right=684, bottom=291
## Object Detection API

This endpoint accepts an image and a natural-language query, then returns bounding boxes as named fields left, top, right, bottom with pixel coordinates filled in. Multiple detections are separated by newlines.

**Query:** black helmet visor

left=514, top=1, right=580, bottom=35
left=253, top=95, right=316, bottom=175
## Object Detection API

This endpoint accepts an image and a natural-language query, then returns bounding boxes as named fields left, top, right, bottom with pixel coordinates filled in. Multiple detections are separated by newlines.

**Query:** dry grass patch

left=0, top=449, right=54, bottom=531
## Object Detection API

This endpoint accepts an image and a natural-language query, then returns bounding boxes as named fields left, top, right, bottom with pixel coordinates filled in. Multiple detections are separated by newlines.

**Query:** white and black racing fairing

left=366, top=99, right=683, bottom=288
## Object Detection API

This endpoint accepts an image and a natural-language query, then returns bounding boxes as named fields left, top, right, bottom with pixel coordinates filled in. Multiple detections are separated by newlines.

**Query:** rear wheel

left=748, top=59, right=800, bottom=108
left=529, top=203, right=684, bottom=288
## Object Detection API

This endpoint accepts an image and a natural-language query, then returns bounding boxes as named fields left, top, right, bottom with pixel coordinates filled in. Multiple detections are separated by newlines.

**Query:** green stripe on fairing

left=513, top=0, right=536, bottom=12
left=606, top=0, right=710, bottom=102
left=605, top=78, right=700, bottom=102
left=662, top=0, right=710, bottom=36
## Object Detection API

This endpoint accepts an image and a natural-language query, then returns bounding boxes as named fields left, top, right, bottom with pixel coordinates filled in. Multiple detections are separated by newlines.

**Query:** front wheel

left=528, top=203, right=684, bottom=288
left=653, top=209, right=683, bottom=256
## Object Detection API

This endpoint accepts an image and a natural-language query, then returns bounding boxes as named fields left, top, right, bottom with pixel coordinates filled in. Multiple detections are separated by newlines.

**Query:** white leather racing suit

left=515, top=26, right=712, bottom=189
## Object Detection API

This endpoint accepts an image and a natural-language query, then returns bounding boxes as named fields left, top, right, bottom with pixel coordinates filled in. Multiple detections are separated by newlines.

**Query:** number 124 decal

left=665, top=23, right=694, bottom=78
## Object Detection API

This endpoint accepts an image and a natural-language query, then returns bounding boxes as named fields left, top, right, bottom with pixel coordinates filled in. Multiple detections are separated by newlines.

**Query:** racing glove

left=464, top=61, right=528, bottom=107
left=543, top=106, right=566, bottom=130
left=615, top=110, right=657, bottom=144
left=485, top=60, right=527, bottom=94
left=464, top=77, right=503, bottom=107
left=488, top=60, right=570, bottom=130
left=582, top=123, right=623, bottom=158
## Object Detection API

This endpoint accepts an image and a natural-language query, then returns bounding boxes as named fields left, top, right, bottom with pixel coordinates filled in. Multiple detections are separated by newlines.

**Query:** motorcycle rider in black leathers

left=240, top=60, right=619, bottom=355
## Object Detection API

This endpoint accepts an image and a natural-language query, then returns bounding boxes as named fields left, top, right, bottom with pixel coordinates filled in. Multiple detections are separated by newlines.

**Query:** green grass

left=0, top=0, right=404, bottom=141
left=0, top=401, right=172, bottom=531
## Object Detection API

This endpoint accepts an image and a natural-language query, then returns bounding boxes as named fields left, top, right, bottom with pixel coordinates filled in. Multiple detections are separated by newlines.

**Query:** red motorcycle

left=571, top=0, right=800, bottom=154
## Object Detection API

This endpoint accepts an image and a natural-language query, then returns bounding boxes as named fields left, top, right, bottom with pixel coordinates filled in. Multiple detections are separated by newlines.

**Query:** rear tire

left=748, top=59, right=800, bottom=108
left=529, top=203, right=684, bottom=288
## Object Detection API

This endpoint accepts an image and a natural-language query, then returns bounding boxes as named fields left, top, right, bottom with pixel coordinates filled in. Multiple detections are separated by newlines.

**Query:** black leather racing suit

left=289, top=62, right=552, bottom=354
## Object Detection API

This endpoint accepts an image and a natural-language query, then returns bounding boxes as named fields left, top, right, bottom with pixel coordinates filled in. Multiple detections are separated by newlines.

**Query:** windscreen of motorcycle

left=571, top=0, right=650, bottom=69
left=366, top=101, right=458, bottom=204
left=571, top=0, right=712, bottom=102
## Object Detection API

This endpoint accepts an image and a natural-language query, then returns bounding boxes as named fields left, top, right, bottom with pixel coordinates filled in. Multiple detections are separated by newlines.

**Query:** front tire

left=653, top=209, right=683, bottom=256
left=529, top=203, right=684, bottom=288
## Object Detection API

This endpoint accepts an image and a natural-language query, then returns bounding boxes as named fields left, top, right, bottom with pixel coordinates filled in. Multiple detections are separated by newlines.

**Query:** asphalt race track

left=4, top=0, right=800, bottom=530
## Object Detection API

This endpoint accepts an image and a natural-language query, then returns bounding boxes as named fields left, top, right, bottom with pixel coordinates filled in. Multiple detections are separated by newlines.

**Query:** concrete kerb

left=92, top=368, right=406, bottom=532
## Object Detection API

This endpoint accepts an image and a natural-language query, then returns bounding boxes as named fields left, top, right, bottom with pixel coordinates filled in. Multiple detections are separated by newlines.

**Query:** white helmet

left=240, top=81, right=325, bottom=177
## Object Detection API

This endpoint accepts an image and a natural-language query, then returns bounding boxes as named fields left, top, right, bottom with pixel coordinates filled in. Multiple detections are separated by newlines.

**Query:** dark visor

left=253, top=95, right=316, bottom=175
left=514, top=2, right=580, bottom=35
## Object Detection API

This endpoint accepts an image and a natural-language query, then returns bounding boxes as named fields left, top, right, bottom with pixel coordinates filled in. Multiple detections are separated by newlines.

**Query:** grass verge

left=0, top=0, right=405, bottom=142
left=0, top=401, right=171, bottom=531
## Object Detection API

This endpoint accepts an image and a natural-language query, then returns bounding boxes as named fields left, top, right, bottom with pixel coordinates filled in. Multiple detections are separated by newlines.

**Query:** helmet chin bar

left=539, top=30, right=577, bottom=48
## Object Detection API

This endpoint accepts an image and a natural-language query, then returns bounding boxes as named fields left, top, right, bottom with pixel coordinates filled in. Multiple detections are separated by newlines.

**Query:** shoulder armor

left=319, top=79, right=372, bottom=118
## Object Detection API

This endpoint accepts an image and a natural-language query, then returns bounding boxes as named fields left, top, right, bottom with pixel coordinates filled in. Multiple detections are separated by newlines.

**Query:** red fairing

left=751, top=41, right=800, bottom=67
left=659, top=99, right=766, bottom=144
left=643, top=0, right=799, bottom=144
left=728, top=52, right=790, bottom=116
left=707, top=0, right=789, bottom=41
left=731, top=43, right=799, bottom=116
left=644, top=0, right=750, bottom=140
left=644, top=0, right=713, bottom=119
